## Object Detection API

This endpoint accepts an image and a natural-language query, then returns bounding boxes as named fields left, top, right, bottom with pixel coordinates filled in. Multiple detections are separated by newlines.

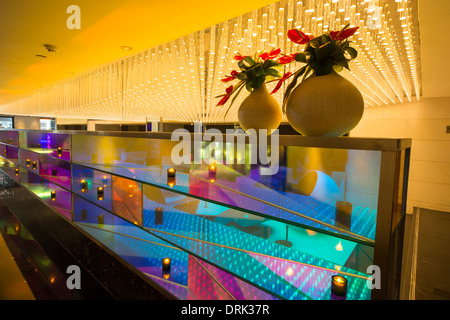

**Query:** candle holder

left=80, top=180, right=88, bottom=193
left=167, top=167, right=176, bottom=178
left=208, top=163, right=217, bottom=179
left=51, top=191, right=56, bottom=201
left=162, top=257, right=171, bottom=272
left=97, top=187, right=104, bottom=200
left=15, top=168, right=19, bottom=176
left=155, top=207, right=163, bottom=225
left=331, top=275, right=347, bottom=300
left=335, top=201, right=352, bottom=230
left=32, top=161, right=37, bottom=170
left=57, top=147, right=62, bottom=157
left=26, top=159, right=31, bottom=167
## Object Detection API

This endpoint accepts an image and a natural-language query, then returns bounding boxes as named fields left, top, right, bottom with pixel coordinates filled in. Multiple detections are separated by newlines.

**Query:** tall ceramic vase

left=286, top=70, right=364, bottom=137
left=238, top=83, right=282, bottom=135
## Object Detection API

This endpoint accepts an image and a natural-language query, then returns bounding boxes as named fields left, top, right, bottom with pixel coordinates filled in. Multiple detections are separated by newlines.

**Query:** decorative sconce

left=331, top=275, right=347, bottom=300
left=97, top=187, right=104, bottom=200
left=155, top=207, right=163, bottom=225
left=51, top=191, right=56, bottom=201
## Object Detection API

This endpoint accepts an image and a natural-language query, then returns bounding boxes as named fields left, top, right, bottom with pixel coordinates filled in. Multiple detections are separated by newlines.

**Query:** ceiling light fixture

left=121, top=46, right=133, bottom=51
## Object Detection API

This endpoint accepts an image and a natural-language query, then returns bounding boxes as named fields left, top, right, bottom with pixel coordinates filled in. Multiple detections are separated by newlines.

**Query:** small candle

left=80, top=179, right=87, bottom=192
left=162, top=257, right=171, bottom=272
left=167, top=167, right=176, bottom=178
left=15, top=168, right=19, bottom=176
left=97, top=187, right=104, bottom=200
left=128, top=184, right=134, bottom=197
left=51, top=191, right=56, bottom=201
left=208, top=164, right=217, bottom=178
left=32, top=161, right=37, bottom=170
left=331, top=275, right=347, bottom=298
left=102, top=175, right=108, bottom=185
left=57, top=147, right=62, bottom=157
left=26, top=159, right=31, bottom=167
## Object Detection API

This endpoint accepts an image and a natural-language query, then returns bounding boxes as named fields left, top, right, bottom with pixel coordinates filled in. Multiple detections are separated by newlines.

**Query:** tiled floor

left=0, top=203, right=449, bottom=300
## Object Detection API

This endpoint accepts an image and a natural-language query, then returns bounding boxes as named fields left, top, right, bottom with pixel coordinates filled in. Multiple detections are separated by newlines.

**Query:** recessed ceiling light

left=120, top=46, right=133, bottom=51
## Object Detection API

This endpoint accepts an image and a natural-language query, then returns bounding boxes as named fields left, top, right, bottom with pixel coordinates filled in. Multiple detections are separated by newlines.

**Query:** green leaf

left=243, top=56, right=256, bottom=68
left=315, top=41, right=339, bottom=62
left=252, top=75, right=266, bottom=89
left=294, top=52, right=308, bottom=63
left=311, top=58, right=333, bottom=76
left=344, top=47, right=358, bottom=60
left=237, top=72, right=247, bottom=81
left=308, top=37, right=322, bottom=49
left=333, top=64, right=344, bottom=73
left=263, top=59, right=279, bottom=69
left=266, top=68, right=281, bottom=78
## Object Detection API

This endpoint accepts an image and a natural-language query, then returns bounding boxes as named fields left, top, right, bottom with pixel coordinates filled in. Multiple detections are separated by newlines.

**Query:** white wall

left=351, top=97, right=450, bottom=214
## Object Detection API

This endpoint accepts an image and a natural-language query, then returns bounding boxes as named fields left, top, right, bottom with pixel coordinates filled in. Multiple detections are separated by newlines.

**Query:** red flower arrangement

left=281, top=24, right=359, bottom=112
left=216, top=48, right=292, bottom=117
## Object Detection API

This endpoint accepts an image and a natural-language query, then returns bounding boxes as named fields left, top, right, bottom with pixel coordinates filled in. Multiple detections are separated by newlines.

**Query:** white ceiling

left=0, top=0, right=278, bottom=105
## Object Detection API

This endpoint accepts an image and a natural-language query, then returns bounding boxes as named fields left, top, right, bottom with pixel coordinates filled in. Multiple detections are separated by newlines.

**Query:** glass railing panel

left=0, top=130, right=19, bottom=147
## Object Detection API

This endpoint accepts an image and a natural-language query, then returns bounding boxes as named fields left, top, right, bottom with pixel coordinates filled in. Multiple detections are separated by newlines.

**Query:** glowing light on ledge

left=0, top=0, right=420, bottom=122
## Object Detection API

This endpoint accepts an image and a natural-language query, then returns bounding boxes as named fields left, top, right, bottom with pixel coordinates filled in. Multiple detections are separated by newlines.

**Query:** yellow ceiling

left=0, top=0, right=278, bottom=105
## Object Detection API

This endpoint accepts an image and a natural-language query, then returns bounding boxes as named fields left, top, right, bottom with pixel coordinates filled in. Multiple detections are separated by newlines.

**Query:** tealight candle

left=167, top=167, right=176, bottom=178
left=97, top=187, right=104, bottom=200
left=51, top=191, right=56, bottom=201
left=80, top=179, right=87, bottom=192
left=208, top=164, right=217, bottom=177
left=331, top=275, right=347, bottom=299
left=32, top=161, right=37, bottom=170
left=26, top=159, right=31, bottom=167
left=15, top=168, right=19, bottom=176
left=162, top=257, right=171, bottom=272
left=57, top=147, right=62, bottom=157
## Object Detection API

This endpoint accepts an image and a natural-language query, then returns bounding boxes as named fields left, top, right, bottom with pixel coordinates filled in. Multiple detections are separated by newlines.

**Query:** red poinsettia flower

left=277, top=53, right=297, bottom=65
left=233, top=54, right=247, bottom=61
left=287, top=29, right=314, bottom=44
left=221, top=70, right=239, bottom=82
left=259, top=48, right=281, bottom=61
left=270, top=72, right=292, bottom=95
left=330, top=27, right=359, bottom=41
left=216, top=85, right=234, bottom=106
